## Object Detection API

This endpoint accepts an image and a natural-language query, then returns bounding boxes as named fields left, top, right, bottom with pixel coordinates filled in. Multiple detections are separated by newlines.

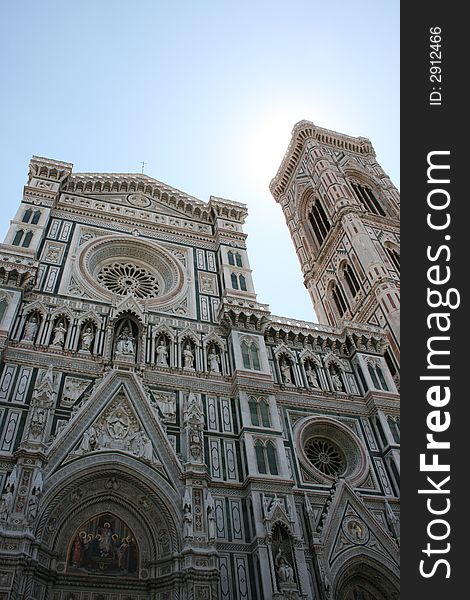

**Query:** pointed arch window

left=231, top=273, right=239, bottom=289
left=12, top=229, right=24, bottom=246
left=235, top=252, right=243, bottom=267
left=22, top=209, right=33, bottom=223
left=331, top=281, right=348, bottom=317
left=386, top=246, right=400, bottom=272
left=343, top=263, right=360, bottom=297
left=266, top=442, right=279, bottom=475
left=228, top=251, right=235, bottom=266
left=255, top=439, right=278, bottom=475
left=22, top=231, right=33, bottom=248
left=248, top=396, right=271, bottom=427
left=388, top=416, right=400, bottom=443
left=239, top=274, right=247, bottom=291
left=31, top=210, right=41, bottom=225
left=308, top=198, right=331, bottom=246
left=351, top=181, right=386, bottom=217
left=241, top=339, right=261, bottom=371
left=255, top=440, right=267, bottom=474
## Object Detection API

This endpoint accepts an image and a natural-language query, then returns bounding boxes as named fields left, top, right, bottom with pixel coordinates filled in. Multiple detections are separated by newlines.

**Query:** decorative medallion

left=127, top=193, right=152, bottom=208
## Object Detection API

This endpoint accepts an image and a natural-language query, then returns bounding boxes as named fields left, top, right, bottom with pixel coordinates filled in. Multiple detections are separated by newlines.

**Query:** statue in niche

left=0, top=467, right=17, bottom=522
left=51, top=321, right=67, bottom=347
left=116, top=326, right=135, bottom=355
left=207, top=346, right=220, bottom=374
left=275, top=548, right=295, bottom=583
left=331, top=368, right=344, bottom=392
left=280, top=359, right=292, bottom=384
left=156, top=339, right=169, bottom=366
left=23, top=315, right=39, bottom=342
left=305, top=362, right=320, bottom=388
left=154, top=392, right=176, bottom=422
left=183, top=343, right=194, bottom=369
left=206, top=490, right=216, bottom=541
left=183, top=488, right=193, bottom=539
left=80, top=325, right=94, bottom=352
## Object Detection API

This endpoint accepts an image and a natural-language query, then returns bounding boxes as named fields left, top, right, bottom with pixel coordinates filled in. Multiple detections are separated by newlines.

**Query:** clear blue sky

left=0, top=0, right=399, bottom=322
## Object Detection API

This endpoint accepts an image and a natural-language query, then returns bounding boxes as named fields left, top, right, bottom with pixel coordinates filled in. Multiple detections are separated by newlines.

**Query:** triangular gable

left=319, top=479, right=399, bottom=571
left=45, top=370, right=183, bottom=484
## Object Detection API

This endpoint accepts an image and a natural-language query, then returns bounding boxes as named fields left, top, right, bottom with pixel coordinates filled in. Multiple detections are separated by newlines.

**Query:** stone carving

left=332, top=371, right=344, bottom=392
left=27, top=471, right=43, bottom=525
left=76, top=393, right=156, bottom=462
left=24, top=367, right=56, bottom=446
left=156, top=340, right=169, bottom=366
left=153, top=391, right=176, bottom=422
left=207, top=347, right=220, bottom=374
left=51, top=321, right=67, bottom=347
left=275, top=549, right=295, bottom=583
left=342, top=515, right=369, bottom=544
left=22, top=315, right=39, bottom=342
left=61, top=377, right=89, bottom=407
left=80, top=325, right=94, bottom=352
left=183, top=343, right=194, bottom=370
left=116, top=327, right=135, bottom=355
left=184, top=392, right=204, bottom=462
left=0, top=466, right=17, bottom=522
left=206, top=490, right=216, bottom=541
left=183, top=487, right=193, bottom=539
left=305, top=363, right=320, bottom=388
left=280, top=359, right=292, bottom=384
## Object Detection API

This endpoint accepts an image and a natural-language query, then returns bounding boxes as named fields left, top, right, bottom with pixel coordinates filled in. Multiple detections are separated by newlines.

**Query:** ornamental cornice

left=270, top=120, right=375, bottom=200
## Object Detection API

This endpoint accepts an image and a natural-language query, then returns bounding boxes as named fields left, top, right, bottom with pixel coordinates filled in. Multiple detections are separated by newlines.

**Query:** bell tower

left=270, top=121, right=400, bottom=379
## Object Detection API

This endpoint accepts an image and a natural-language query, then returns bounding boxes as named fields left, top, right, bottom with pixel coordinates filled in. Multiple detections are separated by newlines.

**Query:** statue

left=208, top=347, right=220, bottom=373
left=305, top=364, right=320, bottom=388
left=80, top=325, right=94, bottom=351
left=51, top=322, right=67, bottom=347
left=332, top=371, right=343, bottom=392
left=79, top=426, right=100, bottom=453
left=275, top=549, right=295, bottom=583
left=280, top=360, right=292, bottom=384
left=183, top=344, right=194, bottom=369
left=206, top=490, right=216, bottom=541
left=156, top=340, right=169, bottom=366
left=183, top=488, right=193, bottom=539
left=116, top=327, right=135, bottom=355
left=23, top=315, right=39, bottom=342
left=27, top=490, right=41, bottom=524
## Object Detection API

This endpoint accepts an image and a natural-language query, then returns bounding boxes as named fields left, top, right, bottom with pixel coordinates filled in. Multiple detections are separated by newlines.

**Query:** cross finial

left=140, top=161, right=147, bottom=174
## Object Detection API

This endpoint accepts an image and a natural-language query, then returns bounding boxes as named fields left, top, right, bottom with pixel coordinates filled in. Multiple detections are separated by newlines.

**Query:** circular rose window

left=295, top=416, right=369, bottom=486
left=304, top=437, right=346, bottom=477
left=77, top=235, right=186, bottom=307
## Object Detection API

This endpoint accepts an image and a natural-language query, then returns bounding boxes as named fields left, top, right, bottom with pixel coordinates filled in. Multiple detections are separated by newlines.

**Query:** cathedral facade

left=0, top=121, right=399, bottom=600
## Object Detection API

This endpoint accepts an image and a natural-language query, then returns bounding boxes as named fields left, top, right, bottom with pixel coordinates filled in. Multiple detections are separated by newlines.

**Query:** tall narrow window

left=239, top=274, right=247, bottom=291
left=388, top=417, right=400, bottom=443
left=386, top=247, right=400, bottom=272
left=228, top=251, right=235, bottom=266
left=308, top=199, right=331, bottom=246
left=22, top=231, right=33, bottom=248
left=235, top=252, right=243, bottom=267
left=376, top=365, right=389, bottom=391
left=12, top=230, right=24, bottom=246
left=266, top=442, right=278, bottom=475
left=231, top=273, right=239, bottom=289
left=344, top=264, right=360, bottom=297
left=259, top=401, right=270, bottom=427
left=31, top=210, right=41, bottom=225
left=22, top=209, right=33, bottom=223
left=351, top=182, right=386, bottom=217
left=368, top=364, right=380, bottom=388
left=242, top=341, right=251, bottom=369
left=249, top=398, right=260, bottom=426
left=255, top=441, right=267, bottom=474
left=331, top=282, right=348, bottom=317
left=250, top=344, right=260, bottom=370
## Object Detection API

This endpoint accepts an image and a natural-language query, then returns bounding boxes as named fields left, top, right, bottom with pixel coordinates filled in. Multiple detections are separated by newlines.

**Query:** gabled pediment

left=319, top=480, right=399, bottom=570
left=45, top=370, right=183, bottom=483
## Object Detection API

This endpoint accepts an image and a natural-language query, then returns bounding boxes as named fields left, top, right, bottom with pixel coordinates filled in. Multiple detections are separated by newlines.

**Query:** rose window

left=97, top=262, right=161, bottom=299
left=304, top=437, right=346, bottom=476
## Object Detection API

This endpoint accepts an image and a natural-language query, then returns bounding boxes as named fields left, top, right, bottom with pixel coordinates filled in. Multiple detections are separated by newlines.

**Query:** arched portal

left=335, top=556, right=400, bottom=600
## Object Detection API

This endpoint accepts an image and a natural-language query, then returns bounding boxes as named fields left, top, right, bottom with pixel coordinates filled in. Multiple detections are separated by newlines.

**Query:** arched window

left=31, top=210, right=41, bottom=225
left=249, top=397, right=260, bottom=426
left=255, top=440, right=267, bottom=474
left=235, top=252, right=243, bottom=267
left=22, top=231, right=33, bottom=248
left=376, top=365, right=389, bottom=390
left=308, top=199, right=331, bottom=246
left=22, top=209, right=33, bottom=223
left=343, top=263, right=360, bottom=297
left=351, top=181, right=386, bottom=217
left=239, top=274, right=247, bottom=291
left=386, top=246, right=400, bottom=272
left=388, top=416, right=400, bottom=443
left=241, top=339, right=261, bottom=370
left=331, top=281, right=348, bottom=317
left=259, top=400, right=270, bottom=427
left=255, top=440, right=278, bottom=475
left=368, top=364, right=380, bottom=388
left=12, top=229, right=24, bottom=246
left=249, top=397, right=271, bottom=427
left=231, top=273, right=239, bottom=289
left=228, top=251, right=235, bottom=266
left=266, top=442, right=278, bottom=475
